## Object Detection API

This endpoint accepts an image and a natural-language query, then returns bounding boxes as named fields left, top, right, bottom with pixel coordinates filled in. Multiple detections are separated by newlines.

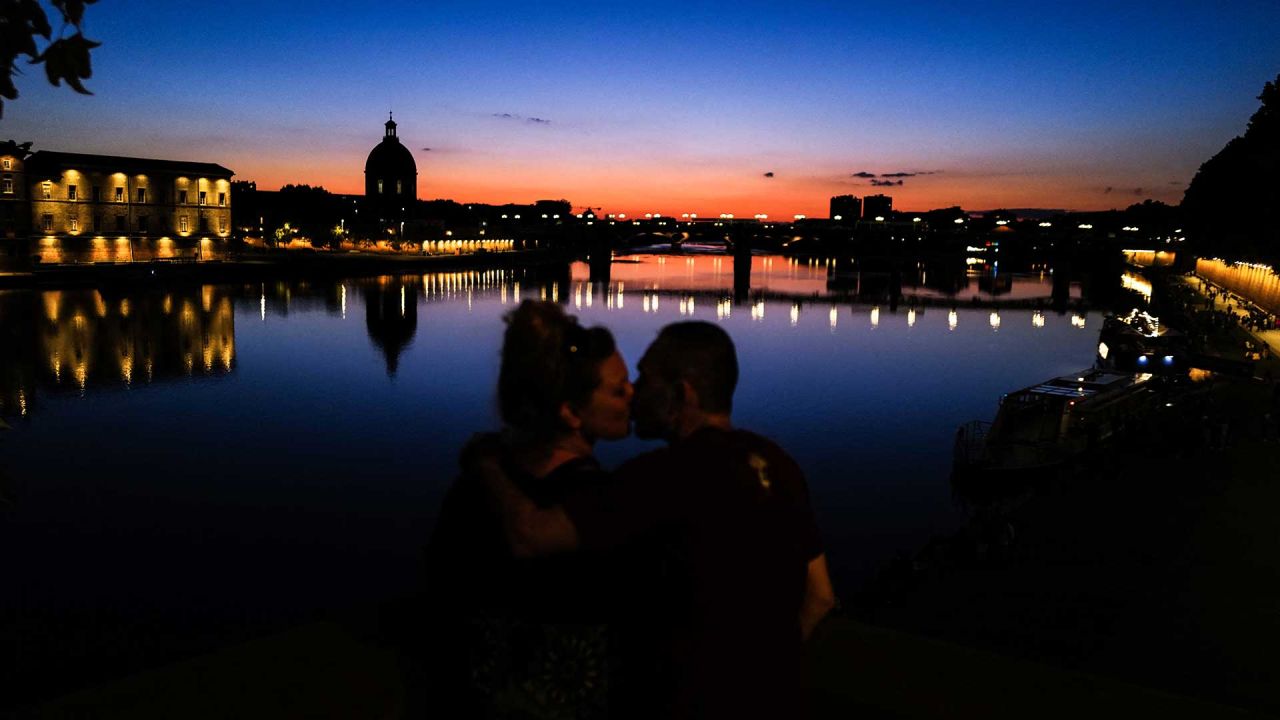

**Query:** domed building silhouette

left=364, top=113, right=417, bottom=231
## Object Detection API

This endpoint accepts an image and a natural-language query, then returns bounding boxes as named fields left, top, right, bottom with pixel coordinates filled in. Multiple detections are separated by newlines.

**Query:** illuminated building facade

left=364, top=115, right=417, bottom=233
left=0, top=148, right=233, bottom=266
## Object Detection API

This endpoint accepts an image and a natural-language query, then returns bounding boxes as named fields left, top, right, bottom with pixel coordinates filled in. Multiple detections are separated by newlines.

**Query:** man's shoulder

left=717, top=428, right=802, bottom=467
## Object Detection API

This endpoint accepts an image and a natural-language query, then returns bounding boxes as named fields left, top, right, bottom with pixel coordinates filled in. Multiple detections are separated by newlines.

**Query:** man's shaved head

left=643, top=321, right=738, bottom=414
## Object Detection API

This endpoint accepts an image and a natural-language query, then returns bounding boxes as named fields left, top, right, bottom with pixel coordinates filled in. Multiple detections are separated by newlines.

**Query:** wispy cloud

left=851, top=171, right=876, bottom=178
left=492, top=112, right=552, bottom=125
left=763, top=171, right=775, bottom=178
left=870, top=179, right=905, bottom=187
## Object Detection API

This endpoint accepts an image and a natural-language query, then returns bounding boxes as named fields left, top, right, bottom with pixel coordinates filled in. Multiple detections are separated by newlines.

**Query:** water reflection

left=365, top=279, right=419, bottom=377
left=0, top=286, right=236, bottom=418
left=581, top=254, right=1082, bottom=305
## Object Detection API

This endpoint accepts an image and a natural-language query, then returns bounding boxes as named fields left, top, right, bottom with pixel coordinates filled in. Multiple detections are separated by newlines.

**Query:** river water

left=0, top=253, right=1104, bottom=703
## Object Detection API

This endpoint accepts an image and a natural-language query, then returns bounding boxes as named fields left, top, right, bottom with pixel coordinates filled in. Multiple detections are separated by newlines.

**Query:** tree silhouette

left=1, top=0, right=101, bottom=119
left=1182, top=74, right=1280, bottom=261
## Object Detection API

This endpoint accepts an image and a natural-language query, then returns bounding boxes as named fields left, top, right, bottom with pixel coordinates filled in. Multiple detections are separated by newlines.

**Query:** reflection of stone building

left=364, top=115, right=417, bottom=234
left=364, top=278, right=419, bottom=376
left=0, top=286, right=236, bottom=418
left=0, top=145, right=233, bottom=267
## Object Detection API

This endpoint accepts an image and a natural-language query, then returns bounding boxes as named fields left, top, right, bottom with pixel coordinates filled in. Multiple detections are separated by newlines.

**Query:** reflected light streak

left=870, top=306, right=880, bottom=329
left=948, top=310, right=959, bottom=331
left=1072, top=314, right=1087, bottom=329
left=989, top=312, right=1001, bottom=331
left=1032, top=311, right=1045, bottom=328
left=751, top=300, right=765, bottom=321
left=829, top=306, right=838, bottom=329
left=341, top=284, right=347, bottom=319
left=790, top=303, right=799, bottom=326
left=43, top=292, right=61, bottom=323
left=907, top=308, right=917, bottom=328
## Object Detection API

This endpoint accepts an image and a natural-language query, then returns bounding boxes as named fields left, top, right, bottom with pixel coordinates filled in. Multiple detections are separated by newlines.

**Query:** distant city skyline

left=5, top=1, right=1280, bottom=217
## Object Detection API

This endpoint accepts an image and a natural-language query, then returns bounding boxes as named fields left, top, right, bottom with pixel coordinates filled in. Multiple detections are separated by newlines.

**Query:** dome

left=363, top=114, right=418, bottom=220
left=364, top=131, right=416, bottom=177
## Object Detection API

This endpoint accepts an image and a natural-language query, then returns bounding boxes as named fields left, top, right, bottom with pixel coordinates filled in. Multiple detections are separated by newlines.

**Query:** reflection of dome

left=365, top=283, right=418, bottom=376
left=364, top=114, right=418, bottom=224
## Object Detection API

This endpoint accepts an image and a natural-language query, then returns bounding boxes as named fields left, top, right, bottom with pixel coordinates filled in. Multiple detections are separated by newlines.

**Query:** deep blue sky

left=5, top=0, right=1279, bottom=215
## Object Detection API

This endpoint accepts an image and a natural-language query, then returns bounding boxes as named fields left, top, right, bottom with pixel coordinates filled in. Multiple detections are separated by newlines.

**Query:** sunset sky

left=6, top=1, right=1279, bottom=217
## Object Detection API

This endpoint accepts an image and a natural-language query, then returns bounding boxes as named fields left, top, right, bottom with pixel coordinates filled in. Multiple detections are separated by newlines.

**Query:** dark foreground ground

left=17, top=383, right=1280, bottom=719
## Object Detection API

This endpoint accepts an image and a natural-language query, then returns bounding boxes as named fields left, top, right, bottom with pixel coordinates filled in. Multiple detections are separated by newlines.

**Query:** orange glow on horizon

left=236, top=153, right=1186, bottom=219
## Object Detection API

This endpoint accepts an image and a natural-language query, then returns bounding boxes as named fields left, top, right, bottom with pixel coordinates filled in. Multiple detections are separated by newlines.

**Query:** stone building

left=363, top=114, right=417, bottom=234
left=0, top=144, right=233, bottom=266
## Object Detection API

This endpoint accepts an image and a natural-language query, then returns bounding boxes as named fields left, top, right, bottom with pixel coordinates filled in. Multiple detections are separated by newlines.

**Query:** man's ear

left=558, top=401, right=583, bottom=431
left=677, top=379, right=699, bottom=414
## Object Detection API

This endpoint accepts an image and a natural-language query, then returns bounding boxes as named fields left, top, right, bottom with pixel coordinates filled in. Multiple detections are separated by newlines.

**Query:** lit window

left=218, top=192, right=226, bottom=207
left=42, top=182, right=51, bottom=200
left=198, top=191, right=206, bottom=206
left=179, top=215, right=189, bottom=233
left=69, top=217, right=79, bottom=232
left=1, top=158, right=9, bottom=170
left=115, top=187, right=124, bottom=202
left=377, top=179, right=384, bottom=194
left=68, top=184, right=77, bottom=201
left=1, top=176, right=10, bottom=195
left=41, top=214, right=53, bottom=231
left=218, top=218, right=227, bottom=233
left=136, top=188, right=146, bottom=203
left=179, top=190, right=188, bottom=204
left=396, top=180, right=402, bottom=194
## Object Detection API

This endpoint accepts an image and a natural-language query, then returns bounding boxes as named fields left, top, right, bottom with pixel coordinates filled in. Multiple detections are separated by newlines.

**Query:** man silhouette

left=481, top=321, right=835, bottom=718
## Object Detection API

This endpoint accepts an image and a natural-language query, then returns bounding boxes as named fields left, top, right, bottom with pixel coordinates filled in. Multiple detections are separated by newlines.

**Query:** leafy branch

left=0, top=0, right=101, bottom=119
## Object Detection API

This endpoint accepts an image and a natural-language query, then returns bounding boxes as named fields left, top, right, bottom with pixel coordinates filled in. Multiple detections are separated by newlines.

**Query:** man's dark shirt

left=562, top=427, right=824, bottom=718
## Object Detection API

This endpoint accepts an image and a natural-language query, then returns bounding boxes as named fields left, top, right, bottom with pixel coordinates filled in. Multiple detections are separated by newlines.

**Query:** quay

left=0, top=248, right=562, bottom=290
